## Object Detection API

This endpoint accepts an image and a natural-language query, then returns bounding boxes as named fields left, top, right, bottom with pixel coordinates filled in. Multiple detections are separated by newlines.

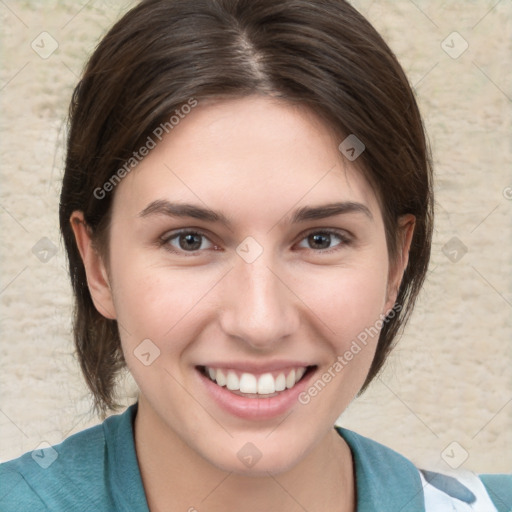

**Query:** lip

left=196, top=364, right=317, bottom=421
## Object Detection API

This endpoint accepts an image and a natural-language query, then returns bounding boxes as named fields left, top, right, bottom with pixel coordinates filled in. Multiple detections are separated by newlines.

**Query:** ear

left=384, top=214, right=415, bottom=313
left=70, top=211, right=117, bottom=320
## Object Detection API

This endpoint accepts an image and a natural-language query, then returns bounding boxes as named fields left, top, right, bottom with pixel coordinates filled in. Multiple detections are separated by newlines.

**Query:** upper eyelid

left=299, top=227, right=351, bottom=237
left=161, top=229, right=216, bottom=244
left=161, top=227, right=214, bottom=240
left=295, top=228, right=351, bottom=249
left=160, top=229, right=217, bottom=255
left=296, top=227, right=353, bottom=244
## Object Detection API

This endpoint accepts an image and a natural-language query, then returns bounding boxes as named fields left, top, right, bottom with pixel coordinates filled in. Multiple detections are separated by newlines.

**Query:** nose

left=218, top=255, right=300, bottom=351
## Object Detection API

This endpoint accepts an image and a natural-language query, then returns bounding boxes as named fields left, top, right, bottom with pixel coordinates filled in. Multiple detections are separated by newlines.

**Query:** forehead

left=111, top=95, right=381, bottom=224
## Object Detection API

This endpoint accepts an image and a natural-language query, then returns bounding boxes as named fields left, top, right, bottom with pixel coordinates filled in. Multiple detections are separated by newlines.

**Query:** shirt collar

left=104, top=402, right=150, bottom=512
left=336, top=426, right=425, bottom=511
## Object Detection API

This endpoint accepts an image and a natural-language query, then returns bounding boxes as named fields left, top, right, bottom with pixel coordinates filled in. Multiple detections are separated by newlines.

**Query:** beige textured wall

left=1, top=0, right=511, bottom=475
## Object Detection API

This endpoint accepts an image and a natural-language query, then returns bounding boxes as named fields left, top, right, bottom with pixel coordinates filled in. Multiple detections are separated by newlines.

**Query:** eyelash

left=159, top=228, right=352, bottom=256
left=296, top=229, right=352, bottom=253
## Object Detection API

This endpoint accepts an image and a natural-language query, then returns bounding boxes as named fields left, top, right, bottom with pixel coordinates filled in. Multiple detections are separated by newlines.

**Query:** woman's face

left=83, top=96, right=409, bottom=474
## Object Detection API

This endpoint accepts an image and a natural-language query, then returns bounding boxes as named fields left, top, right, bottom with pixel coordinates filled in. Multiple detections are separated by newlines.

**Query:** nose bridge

left=219, top=253, right=298, bottom=348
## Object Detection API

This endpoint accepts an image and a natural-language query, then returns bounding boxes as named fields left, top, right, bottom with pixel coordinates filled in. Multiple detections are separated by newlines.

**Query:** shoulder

left=336, top=426, right=425, bottom=511
left=0, top=414, right=115, bottom=511
left=335, top=427, right=512, bottom=512
left=476, top=474, right=512, bottom=512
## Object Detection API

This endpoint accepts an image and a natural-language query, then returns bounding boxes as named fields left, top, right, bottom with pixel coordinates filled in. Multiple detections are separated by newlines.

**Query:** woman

left=1, top=0, right=509, bottom=510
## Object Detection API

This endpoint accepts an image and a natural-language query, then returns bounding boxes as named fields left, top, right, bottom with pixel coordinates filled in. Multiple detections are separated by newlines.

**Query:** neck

left=134, top=399, right=356, bottom=512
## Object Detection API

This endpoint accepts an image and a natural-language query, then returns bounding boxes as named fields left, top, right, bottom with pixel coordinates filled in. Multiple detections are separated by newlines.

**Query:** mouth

left=196, top=365, right=316, bottom=398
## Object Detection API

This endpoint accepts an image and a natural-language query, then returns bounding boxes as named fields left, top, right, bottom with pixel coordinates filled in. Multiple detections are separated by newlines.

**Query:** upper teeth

left=205, top=367, right=307, bottom=395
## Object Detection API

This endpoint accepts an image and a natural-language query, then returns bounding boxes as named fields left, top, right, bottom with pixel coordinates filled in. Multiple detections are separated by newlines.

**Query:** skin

left=72, top=95, right=414, bottom=512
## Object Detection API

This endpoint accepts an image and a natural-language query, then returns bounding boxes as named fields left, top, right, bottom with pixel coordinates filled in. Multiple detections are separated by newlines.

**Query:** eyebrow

left=289, top=202, right=373, bottom=222
left=138, top=199, right=373, bottom=226
left=139, top=199, right=230, bottom=225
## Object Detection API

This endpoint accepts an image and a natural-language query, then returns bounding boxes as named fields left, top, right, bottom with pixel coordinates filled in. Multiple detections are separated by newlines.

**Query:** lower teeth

left=228, top=388, right=280, bottom=398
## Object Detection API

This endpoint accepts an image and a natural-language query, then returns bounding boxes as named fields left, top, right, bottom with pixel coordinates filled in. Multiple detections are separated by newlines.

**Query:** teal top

left=1, top=403, right=510, bottom=511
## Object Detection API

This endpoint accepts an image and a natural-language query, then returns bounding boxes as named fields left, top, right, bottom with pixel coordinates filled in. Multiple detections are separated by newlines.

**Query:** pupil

left=310, top=233, right=330, bottom=249
left=180, top=234, right=201, bottom=250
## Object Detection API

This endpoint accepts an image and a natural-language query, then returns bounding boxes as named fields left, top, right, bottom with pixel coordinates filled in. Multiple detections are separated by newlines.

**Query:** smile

left=196, top=364, right=317, bottom=420
left=198, top=365, right=314, bottom=397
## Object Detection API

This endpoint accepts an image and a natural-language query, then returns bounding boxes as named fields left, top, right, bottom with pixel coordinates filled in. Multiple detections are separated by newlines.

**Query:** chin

left=199, top=432, right=314, bottom=477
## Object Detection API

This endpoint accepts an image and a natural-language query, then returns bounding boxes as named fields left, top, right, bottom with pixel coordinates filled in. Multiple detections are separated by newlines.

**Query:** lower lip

left=197, top=367, right=316, bottom=421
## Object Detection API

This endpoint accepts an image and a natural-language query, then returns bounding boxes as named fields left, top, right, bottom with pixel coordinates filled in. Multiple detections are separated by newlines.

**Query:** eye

left=161, top=230, right=216, bottom=253
left=296, top=230, right=349, bottom=252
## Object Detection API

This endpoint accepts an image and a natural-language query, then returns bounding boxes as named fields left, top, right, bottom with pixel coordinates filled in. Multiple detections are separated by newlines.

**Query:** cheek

left=111, top=248, right=390, bottom=353
left=295, top=259, right=390, bottom=345
left=108, top=253, right=218, bottom=353
left=293, top=265, right=390, bottom=418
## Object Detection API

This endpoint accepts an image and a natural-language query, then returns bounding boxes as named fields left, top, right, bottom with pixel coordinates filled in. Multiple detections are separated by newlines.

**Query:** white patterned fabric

left=420, top=469, right=499, bottom=511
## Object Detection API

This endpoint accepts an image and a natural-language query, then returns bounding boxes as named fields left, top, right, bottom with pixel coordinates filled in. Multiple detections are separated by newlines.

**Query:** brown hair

left=60, top=0, right=433, bottom=416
